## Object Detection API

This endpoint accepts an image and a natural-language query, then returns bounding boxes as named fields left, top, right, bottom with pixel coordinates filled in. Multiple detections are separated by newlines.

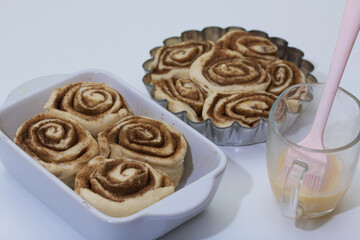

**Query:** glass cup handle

left=281, top=159, right=309, bottom=219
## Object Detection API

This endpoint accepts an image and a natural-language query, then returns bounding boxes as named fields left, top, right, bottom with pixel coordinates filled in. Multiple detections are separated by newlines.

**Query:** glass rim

left=268, top=83, right=360, bottom=153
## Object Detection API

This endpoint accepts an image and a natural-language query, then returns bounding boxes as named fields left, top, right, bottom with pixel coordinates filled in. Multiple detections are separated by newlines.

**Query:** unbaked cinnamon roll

left=44, top=82, right=132, bottom=136
left=152, top=77, right=209, bottom=122
left=216, top=30, right=279, bottom=61
left=97, top=115, right=187, bottom=187
left=190, top=49, right=271, bottom=93
left=14, top=113, right=98, bottom=188
left=273, top=98, right=288, bottom=122
left=265, top=60, right=305, bottom=95
left=273, top=86, right=313, bottom=122
left=75, top=156, right=174, bottom=217
left=149, top=41, right=215, bottom=81
left=203, top=91, right=277, bottom=127
left=282, top=85, right=313, bottom=113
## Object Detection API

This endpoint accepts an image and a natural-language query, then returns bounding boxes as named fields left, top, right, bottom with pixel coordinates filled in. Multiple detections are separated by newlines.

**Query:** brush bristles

left=282, top=166, right=323, bottom=192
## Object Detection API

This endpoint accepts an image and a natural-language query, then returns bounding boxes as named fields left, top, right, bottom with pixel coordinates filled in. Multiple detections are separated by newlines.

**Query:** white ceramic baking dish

left=0, top=70, right=227, bottom=240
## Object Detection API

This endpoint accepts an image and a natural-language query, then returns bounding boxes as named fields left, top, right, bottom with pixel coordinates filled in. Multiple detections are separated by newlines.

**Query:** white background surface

left=0, top=0, right=360, bottom=239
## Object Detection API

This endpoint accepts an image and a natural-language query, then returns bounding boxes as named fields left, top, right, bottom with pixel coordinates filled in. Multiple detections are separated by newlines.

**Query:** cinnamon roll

left=203, top=91, right=277, bottom=127
left=75, top=156, right=174, bottom=217
left=273, top=98, right=288, bottom=122
left=44, top=82, right=132, bottom=136
left=265, top=60, right=305, bottom=95
left=282, top=85, right=313, bottom=113
left=216, top=30, right=279, bottom=61
left=152, top=78, right=209, bottom=122
left=272, top=86, right=313, bottom=122
left=149, top=41, right=215, bottom=81
left=14, top=113, right=98, bottom=188
left=190, top=49, right=271, bottom=93
left=97, top=115, right=187, bottom=187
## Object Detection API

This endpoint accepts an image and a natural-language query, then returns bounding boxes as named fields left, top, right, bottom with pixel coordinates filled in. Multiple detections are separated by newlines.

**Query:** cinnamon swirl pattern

left=216, top=30, right=279, bottom=61
left=273, top=85, right=313, bottom=122
left=44, top=82, right=132, bottom=136
left=97, top=115, right=187, bottom=187
left=273, top=98, right=288, bottom=122
left=14, top=113, right=98, bottom=188
left=149, top=41, right=215, bottom=81
left=75, top=156, right=174, bottom=217
left=203, top=91, right=278, bottom=127
left=282, top=85, right=313, bottom=113
left=265, top=60, right=305, bottom=95
left=152, top=78, right=208, bottom=122
left=190, top=49, right=271, bottom=93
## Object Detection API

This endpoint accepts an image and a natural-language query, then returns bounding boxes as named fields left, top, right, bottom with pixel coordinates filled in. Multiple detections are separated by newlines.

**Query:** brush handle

left=310, top=0, right=360, bottom=142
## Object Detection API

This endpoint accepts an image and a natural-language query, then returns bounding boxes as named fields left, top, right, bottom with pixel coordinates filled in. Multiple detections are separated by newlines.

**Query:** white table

left=1, top=0, right=359, bottom=239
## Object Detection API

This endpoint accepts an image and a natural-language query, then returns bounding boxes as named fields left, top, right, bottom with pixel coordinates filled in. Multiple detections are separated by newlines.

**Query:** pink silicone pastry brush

left=283, top=0, right=360, bottom=192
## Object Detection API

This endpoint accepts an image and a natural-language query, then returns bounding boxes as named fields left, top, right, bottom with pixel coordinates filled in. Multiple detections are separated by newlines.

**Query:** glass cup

left=267, top=83, right=360, bottom=219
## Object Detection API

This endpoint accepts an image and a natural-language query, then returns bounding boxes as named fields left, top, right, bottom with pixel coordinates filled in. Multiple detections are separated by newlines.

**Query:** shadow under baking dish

left=0, top=70, right=227, bottom=240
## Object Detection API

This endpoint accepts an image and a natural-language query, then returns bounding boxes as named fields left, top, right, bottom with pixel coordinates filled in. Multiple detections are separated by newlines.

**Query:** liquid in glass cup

left=267, top=83, right=360, bottom=219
